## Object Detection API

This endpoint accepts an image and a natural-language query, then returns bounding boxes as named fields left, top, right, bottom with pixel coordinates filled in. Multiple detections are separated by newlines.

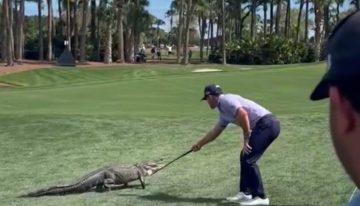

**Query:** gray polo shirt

left=216, top=94, right=271, bottom=129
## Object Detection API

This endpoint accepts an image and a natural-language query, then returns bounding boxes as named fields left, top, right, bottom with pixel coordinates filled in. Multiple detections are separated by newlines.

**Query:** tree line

left=0, top=0, right=357, bottom=66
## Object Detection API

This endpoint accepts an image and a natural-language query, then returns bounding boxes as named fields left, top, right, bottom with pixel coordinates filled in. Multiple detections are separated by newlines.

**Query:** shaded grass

left=0, top=63, right=354, bottom=205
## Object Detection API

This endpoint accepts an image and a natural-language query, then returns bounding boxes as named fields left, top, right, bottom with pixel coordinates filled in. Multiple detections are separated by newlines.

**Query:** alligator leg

left=103, top=178, right=116, bottom=191
left=103, top=184, right=127, bottom=191
left=137, top=171, right=145, bottom=189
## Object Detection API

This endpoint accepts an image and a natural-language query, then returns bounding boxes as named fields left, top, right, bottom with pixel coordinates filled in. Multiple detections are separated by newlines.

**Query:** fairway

left=0, top=64, right=354, bottom=205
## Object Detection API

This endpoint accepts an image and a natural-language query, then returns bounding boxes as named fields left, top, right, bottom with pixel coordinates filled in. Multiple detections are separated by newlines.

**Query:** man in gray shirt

left=192, top=84, right=280, bottom=205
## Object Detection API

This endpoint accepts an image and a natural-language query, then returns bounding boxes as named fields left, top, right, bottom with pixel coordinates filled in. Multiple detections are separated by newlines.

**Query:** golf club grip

left=153, top=149, right=192, bottom=174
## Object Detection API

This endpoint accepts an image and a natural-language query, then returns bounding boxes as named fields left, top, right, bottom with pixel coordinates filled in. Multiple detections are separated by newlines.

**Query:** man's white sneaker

left=225, top=192, right=252, bottom=202
left=240, top=197, right=269, bottom=205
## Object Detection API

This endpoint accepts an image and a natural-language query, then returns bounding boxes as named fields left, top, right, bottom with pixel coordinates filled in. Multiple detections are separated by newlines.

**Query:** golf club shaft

left=153, top=149, right=193, bottom=174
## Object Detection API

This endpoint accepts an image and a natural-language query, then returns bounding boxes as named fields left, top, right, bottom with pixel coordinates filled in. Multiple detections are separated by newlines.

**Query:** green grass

left=0, top=63, right=354, bottom=205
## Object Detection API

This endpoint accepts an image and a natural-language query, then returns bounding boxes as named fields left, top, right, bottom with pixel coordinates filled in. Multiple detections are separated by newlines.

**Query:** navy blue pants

left=239, top=114, right=280, bottom=199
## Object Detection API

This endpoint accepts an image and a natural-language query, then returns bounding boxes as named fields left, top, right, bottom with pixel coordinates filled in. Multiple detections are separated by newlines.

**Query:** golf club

left=152, top=148, right=193, bottom=175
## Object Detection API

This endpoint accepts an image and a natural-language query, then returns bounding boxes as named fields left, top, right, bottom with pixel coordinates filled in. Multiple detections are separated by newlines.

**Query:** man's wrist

left=243, top=130, right=251, bottom=139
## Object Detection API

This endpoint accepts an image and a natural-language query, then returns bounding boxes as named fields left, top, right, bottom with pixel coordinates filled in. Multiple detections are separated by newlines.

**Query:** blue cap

left=310, top=10, right=360, bottom=101
left=201, top=84, right=223, bottom=100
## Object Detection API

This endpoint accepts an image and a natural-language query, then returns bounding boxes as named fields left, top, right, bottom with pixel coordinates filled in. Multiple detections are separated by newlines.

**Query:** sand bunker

left=192, top=68, right=223, bottom=73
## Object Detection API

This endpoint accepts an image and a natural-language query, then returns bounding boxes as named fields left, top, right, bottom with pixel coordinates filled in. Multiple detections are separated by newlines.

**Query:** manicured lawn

left=0, top=63, right=353, bottom=205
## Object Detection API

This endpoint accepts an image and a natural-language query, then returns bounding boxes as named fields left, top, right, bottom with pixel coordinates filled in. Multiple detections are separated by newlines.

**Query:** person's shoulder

left=219, top=93, right=242, bottom=104
left=221, top=93, right=242, bottom=99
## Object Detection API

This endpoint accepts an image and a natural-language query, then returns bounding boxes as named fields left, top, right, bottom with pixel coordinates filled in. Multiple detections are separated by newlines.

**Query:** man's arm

left=192, top=125, right=225, bottom=151
left=235, top=107, right=252, bottom=139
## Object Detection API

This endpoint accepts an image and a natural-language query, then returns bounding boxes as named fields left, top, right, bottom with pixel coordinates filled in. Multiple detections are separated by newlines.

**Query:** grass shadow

left=17, top=184, right=145, bottom=198
left=138, top=192, right=233, bottom=205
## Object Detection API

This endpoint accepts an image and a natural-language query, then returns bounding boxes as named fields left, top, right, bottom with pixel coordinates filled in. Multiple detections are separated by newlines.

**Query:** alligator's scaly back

left=19, top=161, right=163, bottom=198
left=18, top=165, right=115, bottom=197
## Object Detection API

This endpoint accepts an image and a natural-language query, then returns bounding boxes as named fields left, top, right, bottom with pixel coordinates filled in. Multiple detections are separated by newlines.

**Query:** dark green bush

left=210, top=35, right=318, bottom=65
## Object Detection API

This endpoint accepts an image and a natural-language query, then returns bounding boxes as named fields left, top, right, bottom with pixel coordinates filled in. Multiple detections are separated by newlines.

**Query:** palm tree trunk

left=117, top=0, right=125, bottom=63
left=304, top=0, right=309, bottom=42
left=90, top=0, right=96, bottom=48
left=199, top=16, right=206, bottom=62
left=47, top=0, right=53, bottom=61
left=176, top=0, right=183, bottom=64
left=96, top=0, right=104, bottom=61
left=314, top=3, right=322, bottom=61
left=66, top=0, right=71, bottom=51
left=270, top=0, right=274, bottom=34
left=5, top=0, right=14, bottom=66
left=170, top=16, right=173, bottom=30
left=296, top=0, right=304, bottom=42
left=285, top=0, right=290, bottom=37
left=73, top=0, right=78, bottom=60
left=17, top=0, right=24, bottom=62
left=80, top=0, right=88, bottom=62
left=206, top=19, right=210, bottom=56
left=1, top=2, right=7, bottom=63
left=157, top=24, right=160, bottom=48
left=250, top=0, right=257, bottom=38
left=182, top=0, right=194, bottom=64
left=124, top=29, right=133, bottom=63
left=104, top=24, right=112, bottom=64
left=221, top=0, right=226, bottom=65
left=14, top=0, right=18, bottom=60
left=38, top=0, right=44, bottom=60
left=263, top=1, right=268, bottom=36
left=275, top=0, right=281, bottom=34
left=58, top=0, right=62, bottom=35
left=323, top=3, right=330, bottom=38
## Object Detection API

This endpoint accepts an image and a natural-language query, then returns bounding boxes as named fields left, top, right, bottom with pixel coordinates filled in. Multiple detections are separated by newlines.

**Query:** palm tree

left=177, top=0, right=184, bottom=63
left=194, top=0, right=208, bottom=62
left=116, top=0, right=125, bottom=63
left=79, top=0, right=88, bottom=62
left=4, top=0, right=14, bottom=65
left=295, top=0, right=304, bottom=42
left=90, top=0, right=96, bottom=50
left=250, top=0, right=257, bottom=38
left=38, top=0, right=44, bottom=60
left=102, top=3, right=114, bottom=64
left=313, top=0, right=324, bottom=61
left=263, top=0, right=268, bottom=36
left=15, top=0, right=25, bottom=62
left=221, top=0, right=226, bottom=64
left=270, top=0, right=274, bottom=34
left=66, top=0, right=71, bottom=51
left=165, top=7, right=176, bottom=30
left=275, top=0, right=282, bottom=34
left=182, top=0, right=196, bottom=64
left=284, top=0, right=291, bottom=37
left=122, top=0, right=152, bottom=62
left=323, top=0, right=332, bottom=39
left=58, top=0, right=63, bottom=35
left=73, top=0, right=78, bottom=60
left=304, top=0, right=309, bottom=42
left=154, top=18, right=165, bottom=48
left=1, top=1, right=7, bottom=63
left=47, top=0, right=53, bottom=61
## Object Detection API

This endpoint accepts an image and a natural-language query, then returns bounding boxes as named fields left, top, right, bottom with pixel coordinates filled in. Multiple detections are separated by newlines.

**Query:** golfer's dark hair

left=336, top=77, right=360, bottom=114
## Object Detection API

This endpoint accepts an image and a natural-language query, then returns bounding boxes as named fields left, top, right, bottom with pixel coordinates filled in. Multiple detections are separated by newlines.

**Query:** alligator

left=19, top=161, right=163, bottom=197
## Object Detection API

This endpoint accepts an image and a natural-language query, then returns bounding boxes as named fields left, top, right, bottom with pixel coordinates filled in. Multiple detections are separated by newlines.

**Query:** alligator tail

left=19, top=183, right=87, bottom=197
